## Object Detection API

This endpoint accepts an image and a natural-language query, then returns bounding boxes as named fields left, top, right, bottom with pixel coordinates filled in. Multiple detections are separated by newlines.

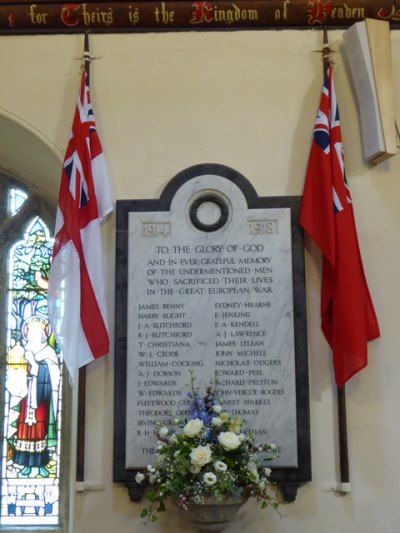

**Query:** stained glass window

left=0, top=177, right=67, bottom=528
left=8, top=188, right=27, bottom=216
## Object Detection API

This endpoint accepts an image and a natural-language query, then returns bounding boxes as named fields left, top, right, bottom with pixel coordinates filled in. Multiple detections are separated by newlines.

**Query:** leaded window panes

left=0, top=173, right=68, bottom=529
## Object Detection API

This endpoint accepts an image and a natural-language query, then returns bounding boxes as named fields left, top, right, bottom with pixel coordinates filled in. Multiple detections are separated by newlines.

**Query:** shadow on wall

left=0, top=109, right=62, bottom=199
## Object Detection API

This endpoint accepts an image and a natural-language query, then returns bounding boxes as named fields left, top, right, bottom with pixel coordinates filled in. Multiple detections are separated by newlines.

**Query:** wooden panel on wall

left=0, top=0, right=400, bottom=34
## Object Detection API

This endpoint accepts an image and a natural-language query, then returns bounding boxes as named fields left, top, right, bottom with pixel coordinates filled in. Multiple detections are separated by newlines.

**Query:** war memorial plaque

left=114, top=164, right=311, bottom=501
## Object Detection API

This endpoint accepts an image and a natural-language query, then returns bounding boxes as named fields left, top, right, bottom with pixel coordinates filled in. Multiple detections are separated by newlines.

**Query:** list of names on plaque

left=126, top=178, right=298, bottom=468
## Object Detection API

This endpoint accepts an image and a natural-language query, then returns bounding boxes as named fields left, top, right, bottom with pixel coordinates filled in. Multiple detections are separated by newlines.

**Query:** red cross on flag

left=48, top=69, right=112, bottom=384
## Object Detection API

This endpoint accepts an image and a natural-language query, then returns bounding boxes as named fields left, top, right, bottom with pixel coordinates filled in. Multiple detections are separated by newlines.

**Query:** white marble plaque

left=126, top=176, right=298, bottom=468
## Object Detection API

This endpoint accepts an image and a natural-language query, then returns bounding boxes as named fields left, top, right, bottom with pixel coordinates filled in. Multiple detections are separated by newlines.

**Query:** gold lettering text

left=81, top=3, right=113, bottom=26
left=283, top=0, right=290, bottom=20
left=29, top=4, right=48, bottom=24
left=154, top=2, right=175, bottom=24
left=353, top=6, right=364, bottom=18
left=190, top=2, right=257, bottom=25
left=331, top=3, right=365, bottom=19
left=128, top=5, right=140, bottom=25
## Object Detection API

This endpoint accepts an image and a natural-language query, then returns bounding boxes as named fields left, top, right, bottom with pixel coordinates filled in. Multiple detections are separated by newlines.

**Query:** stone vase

left=174, top=495, right=248, bottom=533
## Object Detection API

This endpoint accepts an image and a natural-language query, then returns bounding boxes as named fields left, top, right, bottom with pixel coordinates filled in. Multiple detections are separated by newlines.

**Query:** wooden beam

left=0, top=0, right=399, bottom=34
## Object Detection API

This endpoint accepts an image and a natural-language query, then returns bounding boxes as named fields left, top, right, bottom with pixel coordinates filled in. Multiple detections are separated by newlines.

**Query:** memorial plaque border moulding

left=113, top=163, right=311, bottom=503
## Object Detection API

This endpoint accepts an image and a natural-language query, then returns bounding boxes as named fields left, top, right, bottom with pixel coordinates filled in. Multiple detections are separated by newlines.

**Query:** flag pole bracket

left=313, top=27, right=336, bottom=66
left=330, top=482, right=352, bottom=494
left=76, top=33, right=101, bottom=70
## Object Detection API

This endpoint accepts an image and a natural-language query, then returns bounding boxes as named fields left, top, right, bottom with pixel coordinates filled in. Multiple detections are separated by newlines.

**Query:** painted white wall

left=0, top=29, right=399, bottom=533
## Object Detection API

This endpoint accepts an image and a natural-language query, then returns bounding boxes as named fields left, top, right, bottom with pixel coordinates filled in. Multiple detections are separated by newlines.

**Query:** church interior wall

left=0, top=29, right=399, bottom=532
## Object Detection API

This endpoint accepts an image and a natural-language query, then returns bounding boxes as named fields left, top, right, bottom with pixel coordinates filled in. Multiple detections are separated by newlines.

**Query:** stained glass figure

left=1, top=211, right=63, bottom=527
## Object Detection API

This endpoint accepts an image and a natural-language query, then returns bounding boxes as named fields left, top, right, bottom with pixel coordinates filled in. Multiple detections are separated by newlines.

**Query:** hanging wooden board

left=0, top=0, right=400, bottom=34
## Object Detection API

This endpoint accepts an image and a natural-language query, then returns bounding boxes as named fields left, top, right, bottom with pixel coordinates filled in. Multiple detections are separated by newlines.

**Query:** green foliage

left=136, top=372, right=281, bottom=524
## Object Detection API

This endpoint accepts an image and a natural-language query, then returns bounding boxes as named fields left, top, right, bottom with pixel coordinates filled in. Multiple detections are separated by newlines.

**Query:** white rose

left=190, top=464, right=202, bottom=474
left=203, top=472, right=217, bottom=486
left=211, top=417, right=223, bottom=427
left=135, top=472, right=145, bottom=484
left=248, top=463, right=259, bottom=482
left=218, top=431, right=241, bottom=451
left=264, top=467, right=272, bottom=477
left=190, top=445, right=212, bottom=467
left=214, top=461, right=227, bottom=472
left=213, top=404, right=222, bottom=414
left=183, top=418, right=204, bottom=437
left=147, top=465, right=155, bottom=473
left=159, top=426, right=169, bottom=437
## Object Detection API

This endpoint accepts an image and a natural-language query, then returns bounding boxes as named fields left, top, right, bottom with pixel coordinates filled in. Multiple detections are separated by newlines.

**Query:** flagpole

left=68, top=380, right=78, bottom=533
left=337, top=385, right=350, bottom=487
left=322, top=27, right=351, bottom=493
left=67, top=35, right=91, bottom=533
left=75, top=32, right=90, bottom=486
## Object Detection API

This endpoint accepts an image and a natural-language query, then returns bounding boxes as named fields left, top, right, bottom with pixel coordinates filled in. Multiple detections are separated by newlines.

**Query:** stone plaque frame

left=113, top=163, right=311, bottom=502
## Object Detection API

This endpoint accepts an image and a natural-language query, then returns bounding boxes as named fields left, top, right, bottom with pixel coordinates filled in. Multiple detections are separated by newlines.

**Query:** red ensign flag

left=299, top=66, right=380, bottom=388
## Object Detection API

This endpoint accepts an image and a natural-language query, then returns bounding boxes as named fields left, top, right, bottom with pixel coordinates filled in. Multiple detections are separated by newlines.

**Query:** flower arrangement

left=136, top=370, right=280, bottom=523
